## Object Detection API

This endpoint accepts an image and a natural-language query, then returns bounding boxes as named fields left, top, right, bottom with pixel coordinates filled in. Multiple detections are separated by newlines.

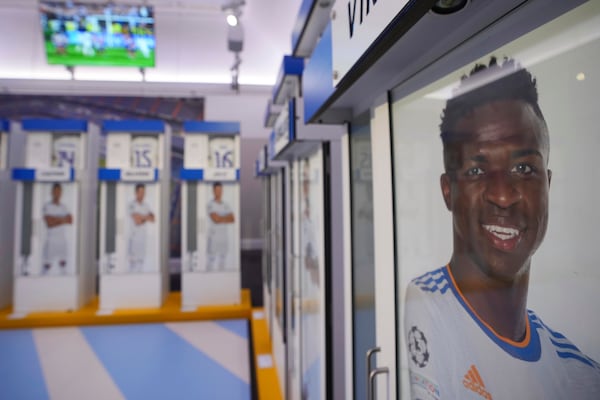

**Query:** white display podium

left=180, top=121, right=241, bottom=308
left=98, top=120, right=171, bottom=312
left=11, top=119, right=100, bottom=314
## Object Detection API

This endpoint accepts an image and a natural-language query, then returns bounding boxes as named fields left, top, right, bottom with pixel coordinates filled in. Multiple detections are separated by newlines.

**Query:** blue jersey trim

left=413, top=268, right=450, bottom=294
left=442, top=266, right=542, bottom=362
left=529, top=310, right=600, bottom=370
left=556, top=351, right=596, bottom=368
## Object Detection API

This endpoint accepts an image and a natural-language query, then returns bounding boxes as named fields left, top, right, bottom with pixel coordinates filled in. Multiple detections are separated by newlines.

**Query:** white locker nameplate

left=121, top=168, right=157, bottom=182
left=203, top=168, right=237, bottom=181
left=36, top=167, right=74, bottom=182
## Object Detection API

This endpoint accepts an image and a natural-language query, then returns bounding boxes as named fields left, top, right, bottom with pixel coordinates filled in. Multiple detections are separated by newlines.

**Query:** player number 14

left=56, top=150, right=76, bottom=167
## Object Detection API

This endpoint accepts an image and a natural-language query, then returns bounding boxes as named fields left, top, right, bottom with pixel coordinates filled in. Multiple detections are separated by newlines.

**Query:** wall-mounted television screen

left=39, top=1, right=156, bottom=68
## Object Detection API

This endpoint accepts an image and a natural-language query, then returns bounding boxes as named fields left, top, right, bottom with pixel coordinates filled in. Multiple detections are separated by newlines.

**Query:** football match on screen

left=40, top=1, right=156, bottom=68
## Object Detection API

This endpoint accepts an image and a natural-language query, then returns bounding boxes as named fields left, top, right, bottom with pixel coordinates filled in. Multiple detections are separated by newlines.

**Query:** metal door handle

left=368, top=367, right=389, bottom=400
left=366, top=347, right=381, bottom=399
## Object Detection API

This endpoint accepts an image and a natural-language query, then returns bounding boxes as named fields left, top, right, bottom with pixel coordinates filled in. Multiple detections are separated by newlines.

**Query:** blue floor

left=0, top=320, right=251, bottom=400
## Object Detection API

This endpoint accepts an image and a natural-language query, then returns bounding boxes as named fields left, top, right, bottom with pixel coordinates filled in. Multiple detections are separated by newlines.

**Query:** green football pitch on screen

left=45, top=43, right=155, bottom=68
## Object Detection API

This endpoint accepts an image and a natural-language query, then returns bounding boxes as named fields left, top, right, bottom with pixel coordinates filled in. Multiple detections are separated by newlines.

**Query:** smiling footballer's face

left=52, top=184, right=62, bottom=203
left=441, top=99, right=552, bottom=282
left=136, top=186, right=145, bottom=202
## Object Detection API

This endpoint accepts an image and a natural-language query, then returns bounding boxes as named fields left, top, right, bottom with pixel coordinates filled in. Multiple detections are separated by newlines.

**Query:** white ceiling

left=0, top=0, right=303, bottom=95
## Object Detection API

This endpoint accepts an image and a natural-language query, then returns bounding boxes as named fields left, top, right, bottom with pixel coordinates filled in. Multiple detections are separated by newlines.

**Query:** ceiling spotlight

left=576, top=72, right=585, bottom=81
left=227, top=14, right=238, bottom=26
left=431, top=0, right=469, bottom=15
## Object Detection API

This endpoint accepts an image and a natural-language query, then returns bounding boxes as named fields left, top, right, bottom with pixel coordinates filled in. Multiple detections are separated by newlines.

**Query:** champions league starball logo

left=408, top=326, right=430, bottom=368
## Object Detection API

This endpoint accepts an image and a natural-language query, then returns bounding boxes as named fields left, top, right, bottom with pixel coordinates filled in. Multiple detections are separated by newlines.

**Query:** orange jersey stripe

left=446, top=264, right=531, bottom=348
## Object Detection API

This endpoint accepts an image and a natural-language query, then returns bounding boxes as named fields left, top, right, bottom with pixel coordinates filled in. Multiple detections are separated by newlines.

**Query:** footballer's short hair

left=439, top=56, right=549, bottom=172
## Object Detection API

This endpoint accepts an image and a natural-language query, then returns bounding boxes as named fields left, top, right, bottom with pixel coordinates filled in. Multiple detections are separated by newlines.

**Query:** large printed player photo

left=403, top=57, right=600, bottom=399
left=19, top=182, right=78, bottom=277
left=41, top=182, right=75, bottom=276
left=206, top=182, right=236, bottom=271
left=125, top=182, right=158, bottom=273
left=184, top=180, right=239, bottom=273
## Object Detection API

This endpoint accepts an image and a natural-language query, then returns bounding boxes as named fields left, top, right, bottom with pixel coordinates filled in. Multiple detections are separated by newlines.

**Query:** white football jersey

left=129, top=200, right=152, bottom=236
left=130, top=136, right=158, bottom=168
left=53, top=135, right=80, bottom=168
left=209, top=137, right=235, bottom=169
left=206, top=199, right=232, bottom=253
left=128, top=199, right=153, bottom=264
left=42, top=201, right=71, bottom=261
left=405, top=266, right=600, bottom=400
left=301, top=214, right=319, bottom=263
left=43, top=202, right=70, bottom=234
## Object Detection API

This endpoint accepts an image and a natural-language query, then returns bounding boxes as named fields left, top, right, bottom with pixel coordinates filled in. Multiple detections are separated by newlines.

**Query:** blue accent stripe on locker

left=215, top=319, right=249, bottom=340
left=1, top=119, right=9, bottom=131
left=102, top=120, right=164, bottom=133
left=98, top=168, right=121, bottom=181
left=81, top=324, right=250, bottom=400
left=179, top=168, right=204, bottom=180
left=236, top=169, right=241, bottom=180
left=12, top=168, right=35, bottom=181
left=0, top=330, right=49, bottom=400
left=183, top=121, right=240, bottom=134
left=303, top=22, right=334, bottom=124
left=22, top=119, right=87, bottom=132
left=283, top=55, right=304, bottom=76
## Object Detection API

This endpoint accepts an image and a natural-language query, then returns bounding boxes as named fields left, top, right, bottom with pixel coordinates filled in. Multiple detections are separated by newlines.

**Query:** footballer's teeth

left=483, top=224, right=520, bottom=240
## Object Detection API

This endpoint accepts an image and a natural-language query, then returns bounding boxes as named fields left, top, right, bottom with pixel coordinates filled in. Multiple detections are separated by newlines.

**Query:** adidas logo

left=462, top=364, right=492, bottom=400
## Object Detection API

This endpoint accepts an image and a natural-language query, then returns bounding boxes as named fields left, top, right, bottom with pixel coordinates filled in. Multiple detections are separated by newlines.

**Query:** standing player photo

left=404, top=57, right=600, bottom=399
left=299, top=155, right=324, bottom=400
left=301, top=160, right=319, bottom=287
left=41, top=182, right=76, bottom=276
left=205, top=181, right=235, bottom=271
left=127, top=183, right=155, bottom=272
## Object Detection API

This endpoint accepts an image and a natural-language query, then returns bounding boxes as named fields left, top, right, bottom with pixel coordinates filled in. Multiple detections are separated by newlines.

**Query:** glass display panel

left=392, top=3, right=600, bottom=399
left=349, top=115, right=376, bottom=400
left=18, top=182, right=78, bottom=277
left=262, top=177, right=272, bottom=293
left=299, top=149, right=326, bottom=400
left=275, top=170, right=286, bottom=333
